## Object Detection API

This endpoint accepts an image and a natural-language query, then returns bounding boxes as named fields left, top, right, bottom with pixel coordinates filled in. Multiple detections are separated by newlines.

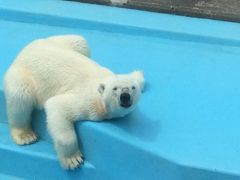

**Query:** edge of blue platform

left=0, top=0, right=240, bottom=46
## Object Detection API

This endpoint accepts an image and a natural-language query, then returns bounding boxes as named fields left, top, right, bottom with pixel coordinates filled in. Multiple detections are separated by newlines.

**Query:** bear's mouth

left=120, top=102, right=132, bottom=108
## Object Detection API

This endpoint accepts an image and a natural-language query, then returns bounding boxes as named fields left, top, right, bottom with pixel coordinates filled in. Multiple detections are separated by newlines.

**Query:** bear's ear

left=98, top=83, right=105, bottom=94
left=130, top=71, right=145, bottom=91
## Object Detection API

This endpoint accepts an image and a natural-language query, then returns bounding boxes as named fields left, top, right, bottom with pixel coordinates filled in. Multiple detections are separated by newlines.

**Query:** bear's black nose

left=120, top=93, right=132, bottom=108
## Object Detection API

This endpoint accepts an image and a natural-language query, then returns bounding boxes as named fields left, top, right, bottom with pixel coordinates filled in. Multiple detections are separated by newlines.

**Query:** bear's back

left=9, top=37, right=114, bottom=105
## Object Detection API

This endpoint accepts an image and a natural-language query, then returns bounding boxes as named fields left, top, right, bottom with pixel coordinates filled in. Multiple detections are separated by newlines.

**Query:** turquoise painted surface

left=0, top=0, right=240, bottom=179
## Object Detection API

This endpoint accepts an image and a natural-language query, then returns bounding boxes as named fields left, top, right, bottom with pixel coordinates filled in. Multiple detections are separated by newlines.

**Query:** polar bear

left=4, top=35, right=144, bottom=170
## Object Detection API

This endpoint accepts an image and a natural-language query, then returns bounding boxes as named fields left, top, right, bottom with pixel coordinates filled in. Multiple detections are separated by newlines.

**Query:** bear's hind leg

left=4, top=67, right=37, bottom=145
left=48, top=35, right=91, bottom=57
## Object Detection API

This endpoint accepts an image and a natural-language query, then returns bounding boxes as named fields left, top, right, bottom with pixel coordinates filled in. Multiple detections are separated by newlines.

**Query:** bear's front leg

left=45, top=94, right=83, bottom=170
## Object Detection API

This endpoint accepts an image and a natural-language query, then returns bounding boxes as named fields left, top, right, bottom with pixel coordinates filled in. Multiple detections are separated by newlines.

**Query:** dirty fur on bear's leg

left=11, top=128, right=37, bottom=145
left=45, top=94, right=83, bottom=170
left=4, top=67, right=38, bottom=145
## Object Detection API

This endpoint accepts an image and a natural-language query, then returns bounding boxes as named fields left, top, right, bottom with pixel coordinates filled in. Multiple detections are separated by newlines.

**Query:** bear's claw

left=60, top=151, right=84, bottom=170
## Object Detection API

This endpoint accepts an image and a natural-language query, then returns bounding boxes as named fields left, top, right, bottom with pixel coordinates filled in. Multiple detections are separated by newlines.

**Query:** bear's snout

left=120, top=92, right=132, bottom=108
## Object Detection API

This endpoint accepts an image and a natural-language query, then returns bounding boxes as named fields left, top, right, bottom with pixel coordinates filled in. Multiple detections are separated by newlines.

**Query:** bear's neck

left=94, top=96, right=107, bottom=120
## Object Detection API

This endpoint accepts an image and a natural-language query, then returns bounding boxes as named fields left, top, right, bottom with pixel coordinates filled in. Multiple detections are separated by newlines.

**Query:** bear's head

left=98, top=71, right=144, bottom=119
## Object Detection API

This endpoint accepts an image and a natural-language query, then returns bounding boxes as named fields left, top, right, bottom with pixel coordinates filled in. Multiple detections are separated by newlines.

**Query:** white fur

left=4, top=35, right=144, bottom=169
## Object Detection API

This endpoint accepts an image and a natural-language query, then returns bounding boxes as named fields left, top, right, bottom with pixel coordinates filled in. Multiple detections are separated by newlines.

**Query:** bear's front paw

left=60, top=150, right=84, bottom=170
left=11, top=128, right=38, bottom=145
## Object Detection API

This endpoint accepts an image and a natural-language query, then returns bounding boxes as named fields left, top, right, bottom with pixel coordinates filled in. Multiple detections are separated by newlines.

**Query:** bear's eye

left=113, top=87, right=118, bottom=91
left=132, top=86, right=136, bottom=90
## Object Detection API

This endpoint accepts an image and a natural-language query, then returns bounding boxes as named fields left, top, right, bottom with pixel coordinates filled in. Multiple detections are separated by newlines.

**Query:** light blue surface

left=0, top=0, right=240, bottom=179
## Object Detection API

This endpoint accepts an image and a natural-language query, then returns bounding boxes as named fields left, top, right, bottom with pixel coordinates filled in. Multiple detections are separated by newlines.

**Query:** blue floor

left=0, top=0, right=240, bottom=179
